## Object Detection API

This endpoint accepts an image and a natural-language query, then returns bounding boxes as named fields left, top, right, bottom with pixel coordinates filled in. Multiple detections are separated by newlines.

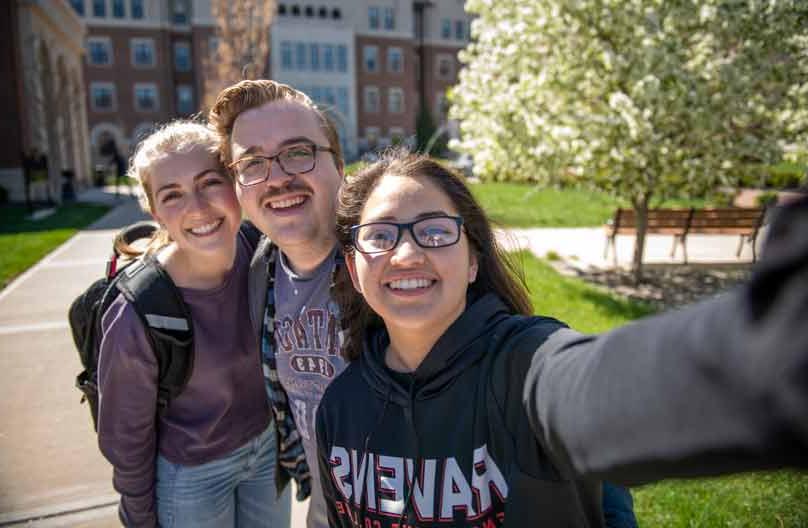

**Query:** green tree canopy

left=451, top=0, right=807, bottom=277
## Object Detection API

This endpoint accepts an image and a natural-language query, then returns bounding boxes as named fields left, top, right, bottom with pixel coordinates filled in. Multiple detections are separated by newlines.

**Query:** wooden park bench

left=604, top=207, right=766, bottom=264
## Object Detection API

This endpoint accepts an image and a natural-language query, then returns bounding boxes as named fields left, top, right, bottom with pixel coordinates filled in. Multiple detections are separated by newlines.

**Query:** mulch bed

left=553, top=261, right=752, bottom=311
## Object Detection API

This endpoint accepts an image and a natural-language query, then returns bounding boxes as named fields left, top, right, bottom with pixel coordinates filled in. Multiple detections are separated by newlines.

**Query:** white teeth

left=269, top=196, right=306, bottom=209
left=189, top=219, right=222, bottom=235
left=388, top=278, right=433, bottom=290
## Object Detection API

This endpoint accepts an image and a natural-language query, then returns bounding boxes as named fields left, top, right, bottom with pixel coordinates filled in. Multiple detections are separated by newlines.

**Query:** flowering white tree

left=451, top=0, right=807, bottom=279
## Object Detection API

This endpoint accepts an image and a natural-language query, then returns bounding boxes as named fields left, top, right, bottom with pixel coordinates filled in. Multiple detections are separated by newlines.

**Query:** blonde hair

left=124, top=120, right=225, bottom=255
left=208, top=79, right=344, bottom=171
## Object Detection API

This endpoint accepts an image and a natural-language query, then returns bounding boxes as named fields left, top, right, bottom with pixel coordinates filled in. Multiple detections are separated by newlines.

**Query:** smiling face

left=148, top=146, right=241, bottom=263
left=346, top=173, right=478, bottom=338
left=230, top=100, right=342, bottom=257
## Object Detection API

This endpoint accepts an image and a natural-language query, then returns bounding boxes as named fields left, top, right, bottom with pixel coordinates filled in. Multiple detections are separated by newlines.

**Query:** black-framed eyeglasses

left=228, top=141, right=336, bottom=187
left=350, top=215, right=464, bottom=254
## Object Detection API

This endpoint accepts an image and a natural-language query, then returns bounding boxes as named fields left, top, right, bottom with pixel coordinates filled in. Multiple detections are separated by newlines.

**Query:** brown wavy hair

left=335, top=149, right=533, bottom=361
left=207, top=79, right=343, bottom=172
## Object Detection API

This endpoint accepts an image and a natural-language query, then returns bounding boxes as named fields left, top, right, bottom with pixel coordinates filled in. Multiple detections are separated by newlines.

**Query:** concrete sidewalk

left=0, top=187, right=755, bottom=526
left=0, top=188, right=310, bottom=527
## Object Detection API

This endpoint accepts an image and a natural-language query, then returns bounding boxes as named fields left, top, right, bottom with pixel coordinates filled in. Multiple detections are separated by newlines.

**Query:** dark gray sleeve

left=523, top=198, right=808, bottom=486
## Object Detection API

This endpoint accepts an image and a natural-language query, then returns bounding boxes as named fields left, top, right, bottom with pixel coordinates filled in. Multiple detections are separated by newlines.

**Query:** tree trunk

left=631, top=194, right=651, bottom=284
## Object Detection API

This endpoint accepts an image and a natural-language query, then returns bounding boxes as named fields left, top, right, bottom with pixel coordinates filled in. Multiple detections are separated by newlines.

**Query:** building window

left=92, top=0, right=106, bottom=17
left=112, top=0, right=125, bottom=17
left=368, top=7, right=380, bottom=29
left=455, top=20, right=466, bottom=40
left=441, top=19, right=451, bottom=39
left=337, top=45, right=348, bottom=73
left=281, top=41, right=292, bottom=70
left=387, top=47, right=403, bottom=74
left=69, top=0, right=85, bottom=16
left=363, top=86, right=379, bottom=113
left=278, top=3, right=287, bottom=15
left=173, top=0, right=190, bottom=24
left=87, top=37, right=113, bottom=66
left=365, top=126, right=380, bottom=147
left=323, top=45, right=335, bottom=72
left=176, top=85, right=194, bottom=114
left=383, top=7, right=395, bottom=30
left=295, top=42, right=306, bottom=70
left=318, top=6, right=327, bottom=18
left=388, top=87, right=404, bottom=114
left=310, top=44, right=320, bottom=71
left=363, top=45, right=378, bottom=73
left=90, top=82, right=116, bottom=111
left=134, top=83, right=159, bottom=112
left=130, top=0, right=144, bottom=18
left=337, top=87, right=349, bottom=116
left=331, top=8, right=341, bottom=19
left=291, top=5, right=300, bottom=16
left=436, top=54, right=454, bottom=80
left=323, top=86, right=335, bottom=106
left=131, top=38, right=156, bottom=67
left=389, top=127, right=405, bottom=142
left=173, top=42, right=191, bottom=71
left=435, top=91, right=449, bottom=122
left=305, top=5, right=314, bottom=17
left=209, top=36, right=220, bottom=57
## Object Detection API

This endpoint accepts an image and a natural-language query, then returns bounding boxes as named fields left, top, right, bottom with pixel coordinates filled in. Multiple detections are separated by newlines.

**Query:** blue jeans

left=156, top=422, right=291, bottom=528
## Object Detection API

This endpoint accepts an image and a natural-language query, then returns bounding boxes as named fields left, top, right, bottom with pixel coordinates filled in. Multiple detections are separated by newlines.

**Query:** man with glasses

left=209, top=80, right=347, bottom=528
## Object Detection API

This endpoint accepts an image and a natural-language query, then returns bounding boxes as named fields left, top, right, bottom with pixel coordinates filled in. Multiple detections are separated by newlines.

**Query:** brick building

left=69, top=0, right=472, bottom=161
left=1, top=0, right=91, bottom=203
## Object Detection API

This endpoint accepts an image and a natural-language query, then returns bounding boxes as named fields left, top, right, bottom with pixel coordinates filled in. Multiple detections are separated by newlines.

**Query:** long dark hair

left=335, top=150, right=532, bottom=360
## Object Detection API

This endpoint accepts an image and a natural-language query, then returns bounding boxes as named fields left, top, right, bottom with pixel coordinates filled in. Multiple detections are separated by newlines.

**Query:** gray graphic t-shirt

left=274, top=249, right=348, bottom=527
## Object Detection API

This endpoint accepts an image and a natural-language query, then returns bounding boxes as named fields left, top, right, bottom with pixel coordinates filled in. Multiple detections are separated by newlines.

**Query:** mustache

left=259, top=181, right=313, bottom=203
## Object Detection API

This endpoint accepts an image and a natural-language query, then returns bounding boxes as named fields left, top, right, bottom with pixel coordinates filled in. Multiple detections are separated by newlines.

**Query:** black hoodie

left=317, top=197, right=808, bottom=527
left=316, top=294, right=604, bottom=527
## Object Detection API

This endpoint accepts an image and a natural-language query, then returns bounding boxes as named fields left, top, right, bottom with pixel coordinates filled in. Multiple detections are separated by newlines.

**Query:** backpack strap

left=115, top=255, right=194, bottom=413
left=239, top=220, right=262, bottom=252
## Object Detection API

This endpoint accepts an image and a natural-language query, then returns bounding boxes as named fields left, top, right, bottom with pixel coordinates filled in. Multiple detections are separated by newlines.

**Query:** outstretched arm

left=523, top=198, right=808, bottom=486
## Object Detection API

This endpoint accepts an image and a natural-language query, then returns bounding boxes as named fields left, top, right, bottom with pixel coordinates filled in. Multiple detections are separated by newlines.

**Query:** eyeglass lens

left=355, top=217, right=460, bottom=253
left=236, top=144, right=316, bottom=185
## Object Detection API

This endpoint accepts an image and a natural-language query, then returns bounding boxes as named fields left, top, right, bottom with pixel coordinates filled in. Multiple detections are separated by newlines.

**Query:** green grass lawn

left=471, top=182, right=711, bottom=228
left=515, top=250, right=808, bottom=525
left=0, top=203, right=110, bottom=289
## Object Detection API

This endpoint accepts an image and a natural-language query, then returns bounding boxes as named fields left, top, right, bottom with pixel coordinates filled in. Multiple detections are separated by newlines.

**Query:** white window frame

left=363, top=86, right=380, bottom=114
left=130, top=38, right=156, bottom=68
left=363, top=45, right=378, bottom=73
left=388, top=87, right=404, bottom=114
left=133, top=82, right=159, bottom=112
left=435, top=53, right=454, bottom=80
left=90, top=82, right=117, bottom=112
left=87, top=36, right=113, bottom=66
left=387, top=47, right=403, bottom=74
left=173, top=41, right=191, bottom=72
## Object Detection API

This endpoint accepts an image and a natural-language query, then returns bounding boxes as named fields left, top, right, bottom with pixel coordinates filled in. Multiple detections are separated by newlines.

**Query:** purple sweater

left=97, top=235, right=270, bottom=527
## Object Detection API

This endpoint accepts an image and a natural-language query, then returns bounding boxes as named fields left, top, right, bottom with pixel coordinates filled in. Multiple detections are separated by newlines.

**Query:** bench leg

left=736, top=235, right=744, bottom=258
left=683, top=238, right=688, bottom=265
left=670, top=236, right=678, bottom=258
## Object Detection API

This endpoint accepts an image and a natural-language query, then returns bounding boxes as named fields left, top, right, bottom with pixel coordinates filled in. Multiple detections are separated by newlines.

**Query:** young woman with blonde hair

left=97, top=121, right=290, bottom=527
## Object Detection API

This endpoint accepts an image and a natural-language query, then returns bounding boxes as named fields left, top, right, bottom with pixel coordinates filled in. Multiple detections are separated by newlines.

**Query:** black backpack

left=69, top=220, right=262, bottom=431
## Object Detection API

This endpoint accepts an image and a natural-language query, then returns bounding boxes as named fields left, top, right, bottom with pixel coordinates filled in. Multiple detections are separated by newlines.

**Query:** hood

left=359, top=293, right=512, bottom=407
